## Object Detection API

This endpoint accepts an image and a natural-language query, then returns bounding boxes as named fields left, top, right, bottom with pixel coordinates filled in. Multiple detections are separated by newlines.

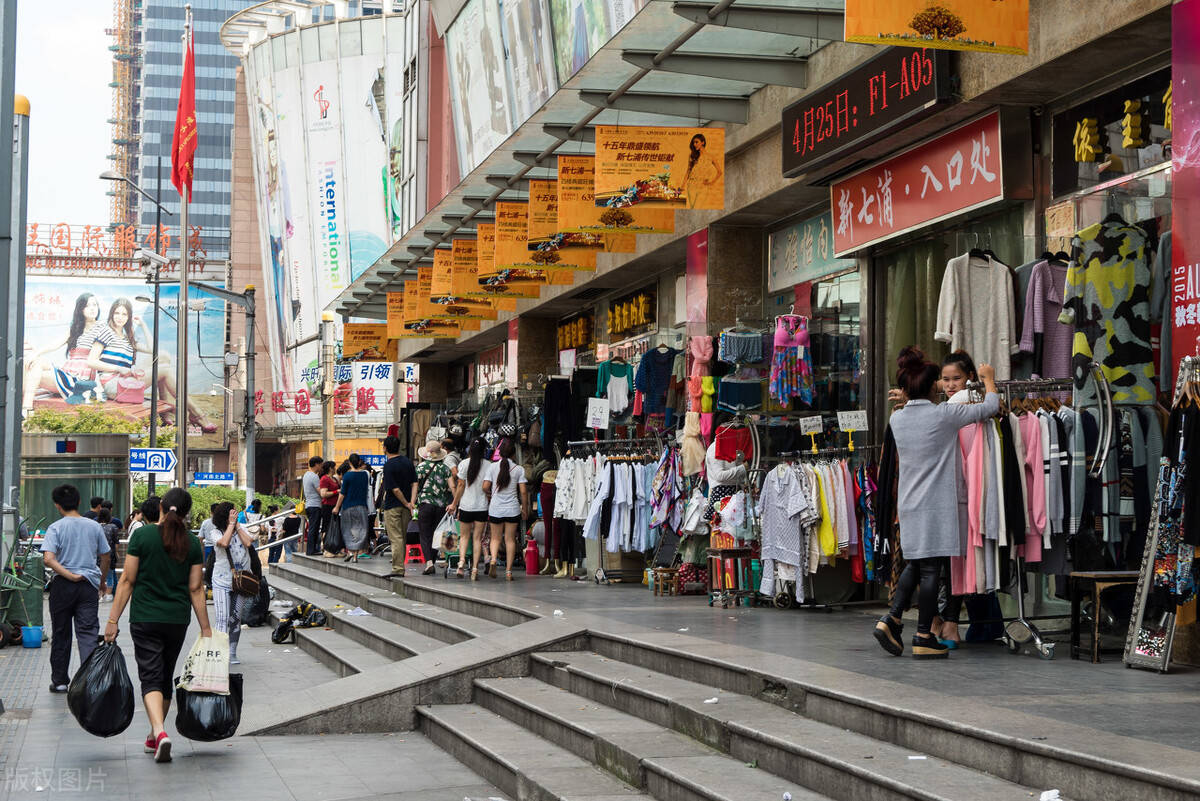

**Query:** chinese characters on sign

left=781, top=48, right=951, bottom=179
left=1173, top=0, right=1200, bottom=362
left=767, top=212, right=857, bottom=294
left=594, top=126, right=725, bottom=211
left=25, top=222, right=218, bottom=278
left=830, top=112, right=1004, bottom=256
left=342, top=323, right=398, bottom=361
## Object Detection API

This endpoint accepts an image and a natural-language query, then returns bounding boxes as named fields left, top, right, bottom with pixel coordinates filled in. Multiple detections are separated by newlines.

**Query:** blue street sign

left=360, top=455, right=387, bottom=467
left=194, top=472, right=236, bottom=484
left=129, top=448, right=178, bottom=474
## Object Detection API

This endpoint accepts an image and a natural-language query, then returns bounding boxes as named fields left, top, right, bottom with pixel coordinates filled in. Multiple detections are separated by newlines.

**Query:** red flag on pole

left=170, top=29, right=197, bottom=197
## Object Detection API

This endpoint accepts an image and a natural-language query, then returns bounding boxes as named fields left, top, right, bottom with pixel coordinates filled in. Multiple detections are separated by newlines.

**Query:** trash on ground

left=678, top=627, right=689, bottom=632
left=703, top=697, right=719, bottom=704
left=907, top=755, right=926, bottom=760
left=346, top=607, right=371, bottom=616
left=1040, top=791, right=1061, bottom=801
left=553, top=609, right=564, bottom=617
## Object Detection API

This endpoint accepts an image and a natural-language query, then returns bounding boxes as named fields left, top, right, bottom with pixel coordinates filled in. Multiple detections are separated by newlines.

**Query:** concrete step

left=531, top=652, right=1058, bottom=801
left=267, top=606, right=391, bottom=678
left=272, top=560, right=506, bottom=643
left=291, top=552, right=536, bottom=627
left=287, top=553, right=394, bottom=590
left=417, top=703, right=655, bottom=801
left=269, top=574, right=447, bottom=661
left=474, top=677, right=827, bottom=801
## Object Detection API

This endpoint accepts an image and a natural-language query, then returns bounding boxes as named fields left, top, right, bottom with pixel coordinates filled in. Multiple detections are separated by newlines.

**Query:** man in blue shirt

left=41, top=484, right=111, bottom=693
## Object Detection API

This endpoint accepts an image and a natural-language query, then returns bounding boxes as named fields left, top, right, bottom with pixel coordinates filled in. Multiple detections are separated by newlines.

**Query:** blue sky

left=16, top=1, right=112, bottom=225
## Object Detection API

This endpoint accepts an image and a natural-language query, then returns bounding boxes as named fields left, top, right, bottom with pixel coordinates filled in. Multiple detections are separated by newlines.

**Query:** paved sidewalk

left=0, top=594, right=507, bottom=801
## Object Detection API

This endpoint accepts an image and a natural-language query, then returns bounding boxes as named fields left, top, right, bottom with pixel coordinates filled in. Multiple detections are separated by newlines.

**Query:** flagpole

left=175, top=5, right=191, bottom=489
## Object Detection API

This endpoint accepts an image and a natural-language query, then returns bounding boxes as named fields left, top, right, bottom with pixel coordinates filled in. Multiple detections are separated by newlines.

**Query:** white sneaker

left=230, top=656, right=241, bottom=665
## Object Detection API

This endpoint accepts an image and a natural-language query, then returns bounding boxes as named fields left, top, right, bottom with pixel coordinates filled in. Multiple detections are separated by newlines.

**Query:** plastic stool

left=404, top=544, right=426, bottom=567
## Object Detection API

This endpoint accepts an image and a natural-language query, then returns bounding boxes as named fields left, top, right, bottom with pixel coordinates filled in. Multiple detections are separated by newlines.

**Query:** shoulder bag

left=225, top=545, right=260, bottom=598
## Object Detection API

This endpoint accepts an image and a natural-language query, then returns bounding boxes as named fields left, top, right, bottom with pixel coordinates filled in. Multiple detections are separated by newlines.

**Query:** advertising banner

left=487, top=201, right=550, bottom=296
left=500, top=0, right=558, bottom=124
left=273, top=65, right=319, bottom=399
left=767, top=212, right=857, bottom=294
left=594, top=126, right=725, bottom=210
left=547, top=0, right=646, bottom=82
left=469, top=223, right=526, bottom=306
left=844, top=0, right=1029, bottom=55
left=343, top=323, right=399, bottom=361
left=526, top=179, right=599, bottom=272
left=301, top=61, right=352, bottom=309
left=557, top=155, right=673, bottom=235
left=386, top=292, right=406, bottom=339
left=445, top=0, right=512, bottom=175
left=24, top=277, right=226, bottom=449
left=830, top=111, right=1004, bottom=256
left=1173, top=1, right=1200, bottom=364
left=430, top=243, right=497, bottom=320
left=384, top=46, right=413, bottom=240
left=339, top=54, right=392, bottom=281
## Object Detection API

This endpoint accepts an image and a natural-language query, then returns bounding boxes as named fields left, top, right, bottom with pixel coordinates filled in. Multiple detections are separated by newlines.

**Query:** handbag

left=114, top=377, right=147, bottom=404
left=224, top=547, right=259, bottom=598
left=681, top=488, right=708, bottom=535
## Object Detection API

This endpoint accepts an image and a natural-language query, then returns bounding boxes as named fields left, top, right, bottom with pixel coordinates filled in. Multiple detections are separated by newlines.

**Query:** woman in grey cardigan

left=874, top=346, right=999, bottom=660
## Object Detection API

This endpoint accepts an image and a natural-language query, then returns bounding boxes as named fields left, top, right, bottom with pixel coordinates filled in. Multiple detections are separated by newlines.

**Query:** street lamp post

left=101, top=164, right=172, bottom=491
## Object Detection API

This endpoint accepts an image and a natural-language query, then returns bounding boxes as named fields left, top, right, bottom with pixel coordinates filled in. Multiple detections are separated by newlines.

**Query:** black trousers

left=320, top=506, right=336, bottom=553
left=542, top=378, right=573, bottom=461
left=305, top=506, right=323, bottom=555
left=48, top=577, right=100, bottom=686
left=889, top=558, right=941, bottom=636
left=417, top=503, right=444, bottom=563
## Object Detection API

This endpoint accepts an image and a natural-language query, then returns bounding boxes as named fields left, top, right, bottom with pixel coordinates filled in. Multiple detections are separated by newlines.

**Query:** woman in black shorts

left=446, top=438, right=491, bottom=580
left=105, top=487, right=210, bottom=763
left=483, top=439, right=528, bottom=581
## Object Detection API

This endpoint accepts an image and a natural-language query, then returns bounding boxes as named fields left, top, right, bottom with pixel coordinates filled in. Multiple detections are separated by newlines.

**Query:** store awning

left=334, top=0, right=845, bottom=322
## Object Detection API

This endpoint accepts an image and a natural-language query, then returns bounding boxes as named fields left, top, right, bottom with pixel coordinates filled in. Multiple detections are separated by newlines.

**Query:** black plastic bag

left=271, top=619, right=295, bottom=644
left=324, top=514, right=344, bottom=553
left=67, top=641, right=135, bottom=738
left=242, top=578, right=271, bottom=627
left=174, top=672, right=243, bottom=741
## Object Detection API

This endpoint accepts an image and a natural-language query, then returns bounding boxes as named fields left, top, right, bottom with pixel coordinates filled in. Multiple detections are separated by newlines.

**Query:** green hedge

left=132, top=483, right=300, bottom=523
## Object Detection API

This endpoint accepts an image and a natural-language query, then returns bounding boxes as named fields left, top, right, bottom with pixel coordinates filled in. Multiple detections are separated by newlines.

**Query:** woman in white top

left=483, top=439, right=528, bottom=581
left=447, top=438, right=490, bottom=580
left=204, top=501, right=256, bottom=665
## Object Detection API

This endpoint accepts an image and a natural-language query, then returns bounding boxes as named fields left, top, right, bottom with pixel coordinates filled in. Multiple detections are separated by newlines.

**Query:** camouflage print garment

left=1059, top=218, right=1156, bottom=406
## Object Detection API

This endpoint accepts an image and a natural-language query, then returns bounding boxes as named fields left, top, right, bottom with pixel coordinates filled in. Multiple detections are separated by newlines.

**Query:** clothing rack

left=564, top=436, right=664, bottom=585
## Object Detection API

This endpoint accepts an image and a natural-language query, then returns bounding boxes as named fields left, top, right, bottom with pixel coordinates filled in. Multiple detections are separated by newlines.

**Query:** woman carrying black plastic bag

left=105, top=488, right=211, bottom=763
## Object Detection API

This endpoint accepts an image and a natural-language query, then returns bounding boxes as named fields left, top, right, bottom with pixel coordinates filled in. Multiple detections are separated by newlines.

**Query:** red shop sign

left=830, top=111, right=1004, bottom=256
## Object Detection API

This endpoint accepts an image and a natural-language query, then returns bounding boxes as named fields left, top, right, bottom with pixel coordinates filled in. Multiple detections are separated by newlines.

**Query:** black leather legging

left=889, top=558, right=941, bottom=636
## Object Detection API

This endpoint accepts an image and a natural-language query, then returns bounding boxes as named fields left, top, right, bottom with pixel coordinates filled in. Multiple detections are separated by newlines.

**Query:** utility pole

left=321, top=312, right=335, bottom=460
left=0, top=2, right=22, bottom=541
left=148, top=156, right=162, bottom=493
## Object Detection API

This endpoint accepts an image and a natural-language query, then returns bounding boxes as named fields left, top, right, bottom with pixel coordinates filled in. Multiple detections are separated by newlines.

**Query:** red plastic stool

left=404, top=544, right=426, bottom=567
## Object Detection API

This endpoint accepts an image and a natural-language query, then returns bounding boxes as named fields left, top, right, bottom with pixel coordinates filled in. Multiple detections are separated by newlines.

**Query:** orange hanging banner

left=557, top=154, right=673, bottom=235
left=526, top=179, right=600, bottom=272
left=593, top=126, right=725, bottom=211
left=487, top=201, right=551, bottom=295
left=343, top=323, right=398, bottom=361
left=843, top=0, right=1029, bottom=55
left=386, top=292, right=406, bottom=339
left=429, top=240, right=498, bottom=320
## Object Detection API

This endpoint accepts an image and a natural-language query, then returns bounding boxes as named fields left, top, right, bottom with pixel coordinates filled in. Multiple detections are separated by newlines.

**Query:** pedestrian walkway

left=0, top=594, right=507, bottom=801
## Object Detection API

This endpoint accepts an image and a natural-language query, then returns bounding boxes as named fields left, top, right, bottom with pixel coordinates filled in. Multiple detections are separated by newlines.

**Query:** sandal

left=471, top=569, right=479, bottom=581
left=505, top=570, right=513, bottom=582
left=487, top=561, right=497, bottom=578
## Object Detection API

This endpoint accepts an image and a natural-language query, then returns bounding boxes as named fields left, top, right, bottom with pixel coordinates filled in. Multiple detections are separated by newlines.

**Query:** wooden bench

left=1069, top=570, right=1140, bottom=663
left=653, top=567, right=679, bottom=597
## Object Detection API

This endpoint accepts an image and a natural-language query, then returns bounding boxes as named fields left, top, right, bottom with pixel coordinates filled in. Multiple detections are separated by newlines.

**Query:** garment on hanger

left=1150, top=231, right=1175, bottom=394
left=1060, top=217, right=1155, bottom=406
left=1019, top=260, right=1073, bottom=380
left=719, top=329, right=764, bottom=364
left=934, top=252, right=1018, bottom=380
left=769, top=315, right=814, bottom=404
left=679, top=412, right=706, bottom=477
left=713, top=424, right=753, bottom=463
left=636, top=348, right=679, bottom=416
left=542, top=377, right=574, bottom=461
left=596, top=359, right=634, bottom=415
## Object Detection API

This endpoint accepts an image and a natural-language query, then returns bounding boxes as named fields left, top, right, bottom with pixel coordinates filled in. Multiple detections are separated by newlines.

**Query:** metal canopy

left=332, top=0, right=844, bottom=321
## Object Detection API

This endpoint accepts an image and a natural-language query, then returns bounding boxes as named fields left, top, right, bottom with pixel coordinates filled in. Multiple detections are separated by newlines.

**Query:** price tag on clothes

left=559, top=348, right=577, bottom=375
left=586, top=397, right=611, bottom=430
left=836, top=410, right=869, bottom=431
left=798, top=415, right=823, bottom=435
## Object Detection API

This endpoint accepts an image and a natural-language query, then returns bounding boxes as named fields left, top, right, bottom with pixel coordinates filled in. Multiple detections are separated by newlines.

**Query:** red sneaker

left=144, top=734, right=156, bottom=754
left=153, top=732, right=172, bottom=763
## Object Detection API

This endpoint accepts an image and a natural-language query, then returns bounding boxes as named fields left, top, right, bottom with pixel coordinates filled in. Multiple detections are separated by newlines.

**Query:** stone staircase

left=252, top=556, right=1196, bottom=801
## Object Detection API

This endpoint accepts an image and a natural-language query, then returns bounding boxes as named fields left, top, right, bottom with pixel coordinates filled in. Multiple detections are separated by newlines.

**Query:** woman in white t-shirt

left=483, top=439, right=527, bottom=581
left=446, top=438, right=490, bottom=580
